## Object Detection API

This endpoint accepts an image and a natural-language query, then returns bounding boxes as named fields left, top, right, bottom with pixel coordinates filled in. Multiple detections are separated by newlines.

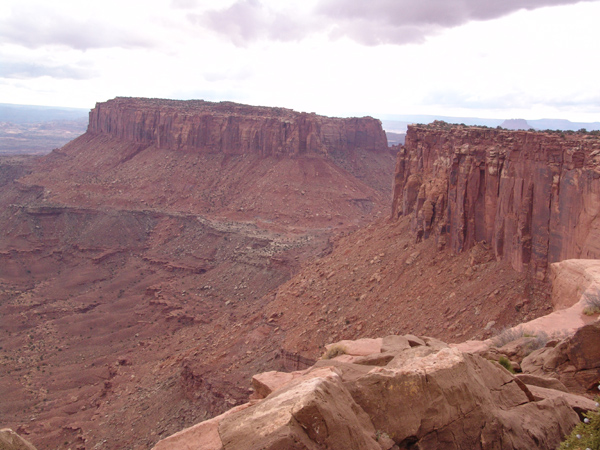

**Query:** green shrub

left=498, top=356, right=515, bottom=374
left=559, top=396, right=600, bottom=449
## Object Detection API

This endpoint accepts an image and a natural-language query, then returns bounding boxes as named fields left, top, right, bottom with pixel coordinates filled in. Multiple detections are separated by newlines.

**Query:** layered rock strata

left=88, top=97, right=388, bottom=156
left=392, top=123, right=600, bottom=279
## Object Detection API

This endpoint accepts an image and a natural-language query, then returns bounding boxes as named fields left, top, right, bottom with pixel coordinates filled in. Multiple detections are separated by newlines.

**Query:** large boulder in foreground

left=348, top=348, right=578, bottom=449
left=0, top=429, right=37, bottom=450
left=152, top=335, right=586, bottom=450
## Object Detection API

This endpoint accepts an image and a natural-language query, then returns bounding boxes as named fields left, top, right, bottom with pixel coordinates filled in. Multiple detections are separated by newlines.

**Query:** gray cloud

left=200, top=0, right=598, bottom=45
left=0, top=6, right=157, bottom=50
left=316, top=0, right=599, bottom=45
left=196, top=0, right=318, bottom=45
left=0, top=59, right=95, bottom=80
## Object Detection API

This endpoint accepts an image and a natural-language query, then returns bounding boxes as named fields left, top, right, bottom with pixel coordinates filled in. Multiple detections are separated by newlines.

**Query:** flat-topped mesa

left=392, top=122, right=600, bottom=279
left=87, top=97, right=388, bottom=156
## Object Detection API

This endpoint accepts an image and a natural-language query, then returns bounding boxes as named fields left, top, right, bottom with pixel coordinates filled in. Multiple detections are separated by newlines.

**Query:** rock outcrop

left=0, top=429, right=37, bottom=450
left=392, top=123, right=600, bottom=279
left=521, top=321, right=600, bottom=395
left=88, top=97, right=388, bottom=157
left=153, top=334, right=589, bottom=450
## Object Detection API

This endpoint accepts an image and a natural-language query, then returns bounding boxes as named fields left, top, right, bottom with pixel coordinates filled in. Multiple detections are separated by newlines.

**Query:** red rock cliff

left=392, top=123, right=600, bottom=279
left=88, top=97, right=388, bottom=156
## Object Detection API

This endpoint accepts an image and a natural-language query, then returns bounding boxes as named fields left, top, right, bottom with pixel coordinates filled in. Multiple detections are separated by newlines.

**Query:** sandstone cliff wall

left=87, top=98, right=388, bottom=156
left=392, top=123, right=600, bottom=279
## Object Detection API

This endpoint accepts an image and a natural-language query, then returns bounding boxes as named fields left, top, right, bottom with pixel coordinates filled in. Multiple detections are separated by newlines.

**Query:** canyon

left=0, top=101, right=599, bottom=450
left=0, top=98, right=396, bottom=450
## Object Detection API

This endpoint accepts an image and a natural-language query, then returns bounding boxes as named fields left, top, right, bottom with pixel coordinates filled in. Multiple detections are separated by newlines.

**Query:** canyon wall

left=87, top=97, right=388, bottom=156
left=392, top=123, right=600, bottom=279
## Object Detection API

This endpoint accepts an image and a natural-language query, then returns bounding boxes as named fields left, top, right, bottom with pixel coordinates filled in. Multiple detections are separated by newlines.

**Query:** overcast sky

left=1, top=0, right=599, bottom=121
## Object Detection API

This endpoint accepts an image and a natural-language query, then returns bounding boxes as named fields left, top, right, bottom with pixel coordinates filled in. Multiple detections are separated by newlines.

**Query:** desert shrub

left=492, top=328, right=550, bottom=354
left=498, top=356, right=515, bottom=374
left=322, top=344, right=347, bottom=360
left=492, top=327, right=523, bottom=347
left=583, top=288, right=600, bottom=316
left=559, top=396, right=600, bottom=449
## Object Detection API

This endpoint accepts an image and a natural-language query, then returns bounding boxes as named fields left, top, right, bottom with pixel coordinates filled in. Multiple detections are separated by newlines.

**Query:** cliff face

left=88, top=97, right=388, bottom=156
left=392, top=123, right=600, bottom=279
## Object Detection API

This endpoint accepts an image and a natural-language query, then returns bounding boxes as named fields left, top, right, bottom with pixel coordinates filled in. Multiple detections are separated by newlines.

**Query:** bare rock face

left=392, top=123, right=600, bottom=279
left=521, top=321, right=600, bottom=394
left=153, top=334, right=584, bottom=450
left=88, top=97, right=388, bottom=157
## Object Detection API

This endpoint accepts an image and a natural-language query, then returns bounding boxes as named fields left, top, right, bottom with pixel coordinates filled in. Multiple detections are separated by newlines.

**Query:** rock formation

left=88, top=97, right=388, bottom=156
left=0, top=429, right=38, bottom=450
left=20, top=98, right=395, bottom=226
left=392, top=123, right=600, bottom=279
left=152, top=334, right=590, bottom=450
left=521, top=321, right=600, bottom=395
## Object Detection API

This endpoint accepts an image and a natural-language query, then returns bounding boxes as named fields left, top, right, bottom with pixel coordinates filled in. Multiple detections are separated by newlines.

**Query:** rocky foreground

left=151, top=326, right=599, bottom=450
left=150, top=254, right=600, bottom=450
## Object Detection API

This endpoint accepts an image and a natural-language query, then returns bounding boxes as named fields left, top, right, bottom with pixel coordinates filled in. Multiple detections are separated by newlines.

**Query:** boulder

left=403, top=334, right=426, bottom=347
left=218, top=370, right=381, bottom=450
left=351, top=351, right=396, bottom=367
left=346, top=348, right=579, bottom=449
left=151, top=403, right=253, bottom=450
left=251, top=370, right=306, bottom=399
left=157, top=336, right=584, bottom=450
left=324, top=338, right=382, bottom=357
left=521, top=322, right=600, bottom=394
left=380, top=335, right=411, bottom=353
left=0, top=429, right=37, bottom=450
left=515, top=374, right=568, bottom=392
left=526, top=384, right=598, bottom=418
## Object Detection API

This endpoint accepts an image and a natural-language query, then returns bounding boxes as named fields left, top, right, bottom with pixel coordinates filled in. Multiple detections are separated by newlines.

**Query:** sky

left=1, top=0, right=599, bottom=122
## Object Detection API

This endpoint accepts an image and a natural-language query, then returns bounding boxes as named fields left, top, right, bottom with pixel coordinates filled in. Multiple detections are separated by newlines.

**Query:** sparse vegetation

left=492, top=327, right=551, bottom=354
left=322, top=344, right=347, bottom=360
left=498, top=356, right=515, bottom=374
left=559, top=396, right=600, bottom=450
left=583, top=288, right=600, bottom=316
left=375, top=430, right=391, bottom=442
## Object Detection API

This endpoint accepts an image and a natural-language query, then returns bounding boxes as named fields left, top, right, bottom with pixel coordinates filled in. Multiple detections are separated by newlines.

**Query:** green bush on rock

left=560, top=396, right=600, bottom=450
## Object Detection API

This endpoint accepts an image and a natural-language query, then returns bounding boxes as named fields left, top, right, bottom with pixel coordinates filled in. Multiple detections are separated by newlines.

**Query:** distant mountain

left=0, top=103, right=89, bottom=123
left=499, top=119, right=533, bottom=130
left=385, top=131, right=405, bottom=146
left=378, top=114, right=600, bottom=133
left=0, top=103, right=89, bottom=154
left=527, top=118, right=600, bottom=131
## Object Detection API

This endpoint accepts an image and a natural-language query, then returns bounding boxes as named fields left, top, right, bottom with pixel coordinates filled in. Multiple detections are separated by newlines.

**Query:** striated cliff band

left=392, top=122, right=600, bottom=279
left=21, top=98, right=395, bottom=226
left=88, top=97, right=388, bottom=156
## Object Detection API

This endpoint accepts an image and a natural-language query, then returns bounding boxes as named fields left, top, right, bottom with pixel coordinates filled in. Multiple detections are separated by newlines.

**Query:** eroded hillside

left=0, top=98, right=396, bottom=450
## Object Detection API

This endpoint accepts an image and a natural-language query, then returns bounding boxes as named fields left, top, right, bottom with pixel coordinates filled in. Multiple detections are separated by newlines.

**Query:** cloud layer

left=201, top=0, right=598, bottom=45
left=0, top=4, right=156, bottom=50
left=0, top=59, right=94, bottom=79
